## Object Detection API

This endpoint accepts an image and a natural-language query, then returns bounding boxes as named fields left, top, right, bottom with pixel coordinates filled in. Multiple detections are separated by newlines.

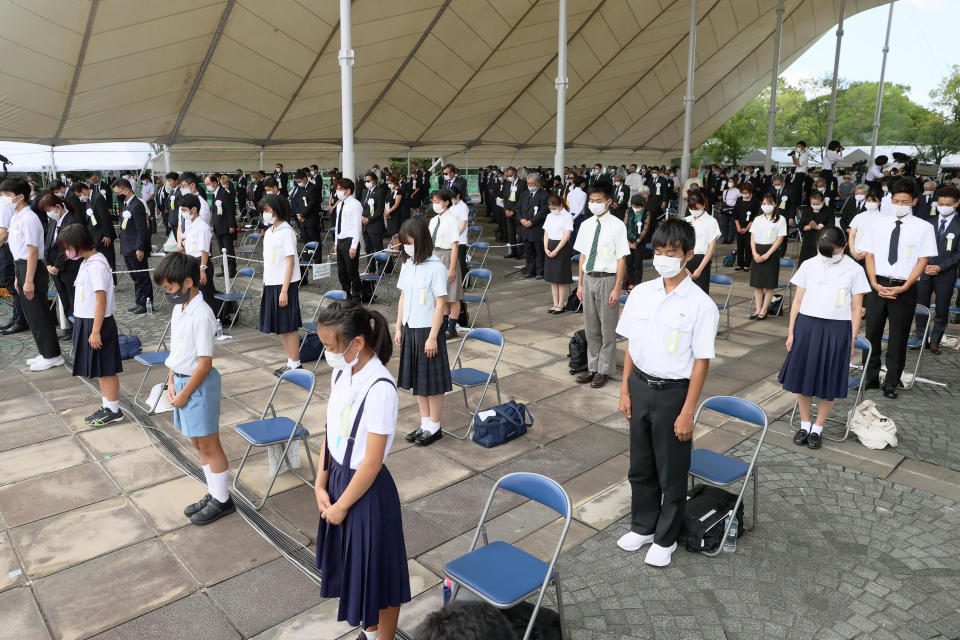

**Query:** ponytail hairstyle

left=315, top=300, right=393, bottom=363
left=37, top=191, right=75, bottom=215
left=817, top=225, right=846, bottom=258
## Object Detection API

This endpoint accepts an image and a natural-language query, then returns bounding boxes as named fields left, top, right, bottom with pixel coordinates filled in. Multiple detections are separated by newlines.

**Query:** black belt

left=876, top=276, right=907, bottom=287
left=587, top=271, right=616, bottom=278
left=173, top=373, right=190, bottom=379
left=14, top=259, right=44, bottom=266
left=635, top=370, right=689, bottom=390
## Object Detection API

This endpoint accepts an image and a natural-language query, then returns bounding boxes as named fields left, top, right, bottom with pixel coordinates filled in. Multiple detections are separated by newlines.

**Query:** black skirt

left=778, top=314, right=851, bottom=400
left=544, top=239, right=572, bottom=284
left=749, top=244, right=780, bottom=289
left=259, top=282, right=302, bottom=334
left=397, top=324, right=452, bottom=397
left=686, top=254, right=711, bottom=293
left=72, top=316, right=123, bottom=378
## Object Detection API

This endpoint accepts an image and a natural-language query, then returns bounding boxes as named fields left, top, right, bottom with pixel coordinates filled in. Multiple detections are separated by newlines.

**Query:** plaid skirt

left=397, top=324, right=452, bottom=397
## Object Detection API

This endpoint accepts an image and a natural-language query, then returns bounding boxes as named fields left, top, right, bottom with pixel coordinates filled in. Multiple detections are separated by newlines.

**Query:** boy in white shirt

left=177, top=194, right=216, bottom=308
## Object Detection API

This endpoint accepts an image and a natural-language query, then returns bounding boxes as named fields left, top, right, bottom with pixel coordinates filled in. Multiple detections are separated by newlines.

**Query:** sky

left=781, top=0, right=955, bottom=109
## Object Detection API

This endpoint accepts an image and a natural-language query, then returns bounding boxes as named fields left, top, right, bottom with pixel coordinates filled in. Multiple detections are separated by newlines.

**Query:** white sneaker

left=644, top=542, right=677, bottom=567
left=29, top=355, right=64, bottom=372
left=617, top=531, right=655, bottom=552
left=25, top=355, right=42, bottom=365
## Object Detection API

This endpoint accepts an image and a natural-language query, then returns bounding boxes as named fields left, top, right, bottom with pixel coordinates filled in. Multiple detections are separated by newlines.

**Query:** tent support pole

left=763, top=1, right=785, bottom=174
left=339, top=0, right=355, bottom=182
left=163, top=144, right=171, bottom=174
left=870, top=1, right=895, bottom=161
left=258, top=147, right=263, bottom=171
left=553, top=0, right=568, bottom=177
left=407, top=150, right=411, bottom=175
left=678, top=0, right=697, bottom=218
left=825, top=0, right=845, bottom=145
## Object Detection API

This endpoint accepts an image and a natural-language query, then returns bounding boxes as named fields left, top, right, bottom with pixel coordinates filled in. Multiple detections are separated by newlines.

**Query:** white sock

left=208, top=470, right=230, bottom=503
left=363, top=630, right=378, bottom=640
left=101, top=396, right=109, bottom=408
left=202, top=464, right=212, bottom=492
left=422, top=420, right=441, bottom=435
left=104, top=399, right=120, bottom=413
left=799, top=420, right=811, bottom=433
left=811, top=424, right=823, bottom=436
left=420, top=416, right=430, bottom=429
left=287, top=359, right=301, bottom=369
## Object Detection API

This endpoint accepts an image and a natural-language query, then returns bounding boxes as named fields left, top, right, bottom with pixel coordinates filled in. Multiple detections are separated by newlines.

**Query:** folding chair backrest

left=498, top=472, right=570, bottom=518
left=779, top=257, right=795, bottom=269
left=236, top=267, right=255, bottom=279
left=854, top=336, right=870, bottom=351
left=915, top=304, right=930, bottom=319
left=281, top=368, right=315, bottom=392
left=619, top=294, right=627, bottom=305
left=466, top=268, right=491, bottom=282
left=710, top=274, right=733, bottom=286
left=465, top=327, right=501, bottom=346
left=472, top=241, right=489, bottom=251
left=156, top=321, right=171, bottom=352
left=323, top=289, right=347, bottom=301
left=698, top=395, right=766, bottom=427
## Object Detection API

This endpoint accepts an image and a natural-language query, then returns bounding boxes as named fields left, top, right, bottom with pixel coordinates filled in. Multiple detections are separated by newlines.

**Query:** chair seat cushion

left=235, top=247, right=255, bottom=254
left=445, top=541, right=552, bottom=606
left=461, top=294, right=485, bottom=304
left=235, top=417, right=308, bottom=445
left=689, top=449, right=748, bottom=484
left=302, top=321, right=317, bottom=333
left=451, top=367, right=496, bottom=387
left=359, top=274, right=381, bottom=281
left=134, top=350, right=170, bottom=366
left=215, top=292, right=247, bottom=301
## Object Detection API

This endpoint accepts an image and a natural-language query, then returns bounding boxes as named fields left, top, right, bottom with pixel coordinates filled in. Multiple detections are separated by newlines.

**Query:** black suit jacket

left=611, top=183, right=631, bottom=214
left=90, top=180, right=112, bottom=211
left=211, top=186, right=237, bottom=235
left=442, top=176, right=469, bottom=203
left=236, top=176, right=248, bottom=206
left=914, top=192, right=937, bottom=220
left=767, top=186, right=796, bottom=221
left=360, top=183, right=388, bottom=234
left=515, top=188, right=550, bottom=241
left=45, top=210, right=84, bottom=273
left=921, top=214, right=960, bottom=279
left=839, top=196, right=867, bottom=230
left=86, top=189, right=114, bottom=242
left=250, top=181, right=264, bottom=206
left=119, top=196, right=150, bottom=256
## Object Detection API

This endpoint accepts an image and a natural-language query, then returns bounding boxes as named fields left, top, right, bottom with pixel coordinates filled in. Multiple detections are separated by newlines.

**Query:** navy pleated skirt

left=778, top=313, right=851, bottom=400
left=72, top=316, right=122, bottom=378
left=397, top=324, right=452, bottom=397
left=316, top=460, right=411, bottom=628
left=259, top=283, right=302, bottom=334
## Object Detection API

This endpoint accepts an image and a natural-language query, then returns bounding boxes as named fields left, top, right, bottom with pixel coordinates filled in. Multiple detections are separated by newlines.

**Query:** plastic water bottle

left=145, top=298, right=153, bottom=315
left=722, top=513, right=738, bottom=553
left=216, top=319, right=224, bottom=339
left=442, top=577, right=453, bottom=606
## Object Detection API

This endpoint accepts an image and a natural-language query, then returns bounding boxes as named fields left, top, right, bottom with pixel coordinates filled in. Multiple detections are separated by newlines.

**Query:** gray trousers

left=582, top=273, right=619, bottom=376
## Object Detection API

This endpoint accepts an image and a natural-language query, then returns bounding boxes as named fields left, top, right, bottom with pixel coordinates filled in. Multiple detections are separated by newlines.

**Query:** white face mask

left=936, top=205, right=955, bottom=216
left=324, top=338, right=358, bottom=370
left=365, top=181, right=374, bottom=189
left=432, top=202, right=444, bottom=214
left=179, top=208, right=191, bottom=219
left=632, top=207, right=643, bottom=213
left=262, top=212, right=276, bottom=225
left=854, top=194, right=865, bottom=202
left=651, top=173, right=659, bottom=179
left=728, top=182, right=736, bottom=188
left=403, top=243, right=415, bottom=257
left=689, top=208, right=703, bottom=217
left=46, top=209, right=59, bottom=221
left=1, top=195, right=17, bottom=209
left=892, top=204, right=912, bottom=218
left=588, top=202, right=606, bottom=215
left=822, top=252, right=843, bottom=264
left=812, top=204, right=823, bottom=211
left=865, top=202, right=880, bottom=211
left=652, top=254, right=684, bottom=279
left=335, top=190, right=346, bottom=200
left=79, top=194, right=88, bottom=202
left=881, top=186, right=889, bottom=193
left=761, top=204, right=775, bottom=214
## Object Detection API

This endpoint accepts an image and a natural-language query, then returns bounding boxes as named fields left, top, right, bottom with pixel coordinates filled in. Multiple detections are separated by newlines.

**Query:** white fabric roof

left=1, top=0, right=887, bottom=165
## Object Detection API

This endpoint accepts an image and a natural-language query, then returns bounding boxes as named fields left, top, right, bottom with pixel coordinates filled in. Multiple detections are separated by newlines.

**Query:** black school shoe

left=86, top=407, right=124, bottom=427
left=414, top=429, right=442, bottom=447
left=405, top=428, right=423, bottom=443
left=806, top=432, right=822, bottom=449
left=190, top=496, right=235, bottom=525
left=793, top=429, right=809, bottom=446
left=184, top=494, right=212, bottom=517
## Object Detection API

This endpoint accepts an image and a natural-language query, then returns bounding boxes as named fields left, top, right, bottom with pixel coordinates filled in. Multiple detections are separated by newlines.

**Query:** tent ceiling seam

left=53, top=0, right=99, bottom=145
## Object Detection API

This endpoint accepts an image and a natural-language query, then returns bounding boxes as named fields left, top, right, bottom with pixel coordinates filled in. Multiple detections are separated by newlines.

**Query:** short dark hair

left=888, top=177, right=916, bottom=198
left=364, top=172, right=377, bottom=182
left=651, top=218, right=695, bottom=254
left=263, top=176, right=279, bottom=189
left=38, top=192, right=75, bottom=214
left=205, top=172, right=219, bottom=183
left=875, top=155, right=888, bottom=166
left=442, top=163, right=457, bottom=174
left=450, top=185, right=462, bottom=199
left=337, top=177, right=355, bottom=194
left=398, top=218, right=433, bottom=264
left=113, top=179, right=132, bottom=191
left=259, top=193, right=290, bottom=221
left=416, top=601, right=517, bottom=640
left=936, top=184, right=960, bottom=202
left=71, top=181, right=87, bottom=194
left=432, top=189, right=453, bottom=208
left=295, top=169, right=308, bottom=180
left=797, top=140, right=807, bottom=147
left=310, top=164, right=319, bottom=171
left=808, top=191, right=824, bottom=202
left=57, top=223, right=95, bottom=253
left=630, top=193, right=645, bottom=206
left=165, top=171, right=179, bottom=181
left=179, top=171, right=199, bottom=187
left=153, top=251, right=200, bottom=288
left=687, top=191, right=706, bottom=209
left=817, top=226, right=847, bottom=258
left=587, top=183, right=611, bottom=199
left=179, top=193, right=201, bottom=211
left=547, top=194, right=562, bottom=208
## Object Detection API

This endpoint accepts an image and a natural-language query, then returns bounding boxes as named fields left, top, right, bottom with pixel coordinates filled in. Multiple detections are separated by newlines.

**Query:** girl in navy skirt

left=258, top=194, right=302, bottom=377
left=60, top=223, right=124, bottom=427
left=778, top=227, right=871, bottom=449
left=394, top=218, right=451, bottom=447
left=314, top=300, right=410, bottom=639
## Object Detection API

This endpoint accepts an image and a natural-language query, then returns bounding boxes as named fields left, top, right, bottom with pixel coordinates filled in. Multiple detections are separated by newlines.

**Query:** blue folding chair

left=235, top=232, right=261, bottom=259
left=461, top=268, right=493, bottom=330
left=710, top=274, right=734, bottom=339
left=466, top=241, right=490, bottom=270
left=688, top=396, right=768, bottom=556
left=133, top=321, right=171, bottom=414
left=233, top=369, right=317, bottom=510
left=444, top=328, right=503, bottom=439
left=788, top=336, right=871, bottom=442
left=444, top=472, right=570, bottom=640
left=570, top=254, right=581, bottom=283
left=214, top=267, right=256, bottom=332
left=297, top=241, right=320, bottom=286
left=300, top=289, right=347, bottom=373
left=776, top=257, right=796, bottom=313
left=360, top=252, right=391, bottom=304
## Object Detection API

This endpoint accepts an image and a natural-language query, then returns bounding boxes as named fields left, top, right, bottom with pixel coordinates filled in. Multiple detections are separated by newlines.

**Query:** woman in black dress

left=749, top=194, right=788, bottom=320
left=795, top=191, right=832, bottom=265
left=733, top=182, right=760, bottom=271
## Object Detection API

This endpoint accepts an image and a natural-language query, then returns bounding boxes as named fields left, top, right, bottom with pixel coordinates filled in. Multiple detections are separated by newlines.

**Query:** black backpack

left=678, top=484, right=745, bottom=553
left=767, top=293, right=784, bottom=317
left=564, top=291, right=582, bottom=312
left=568, top=329, right=588, bottom=374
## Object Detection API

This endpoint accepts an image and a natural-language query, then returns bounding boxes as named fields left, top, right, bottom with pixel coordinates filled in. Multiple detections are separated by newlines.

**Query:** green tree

left=931, top=64, right=960, bottom=122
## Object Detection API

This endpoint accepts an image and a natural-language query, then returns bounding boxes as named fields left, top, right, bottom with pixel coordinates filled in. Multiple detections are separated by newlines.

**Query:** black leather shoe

left=404, top=428, right=423, bottom=443
left=523, top=273, right=535, bottom=278
left=414, top=429, right=442, bottom=447
left=883, top=387, right=898, bottom=399
left=190, top=496, right=235, bottom=525
left=806, top=432, right=822, bottom=449
left=0, top=324, right=27, bottom=335
left=0, top=320, right=14, bottom=331
left=127, top=305, right=140, bottom=312
left=793, top=429, right=809, bottom=446
left=131, top=305, right=147, bottom=314
left=184, top=494, right=212, bottom=517
left=576, top=370, right=597, bottom=384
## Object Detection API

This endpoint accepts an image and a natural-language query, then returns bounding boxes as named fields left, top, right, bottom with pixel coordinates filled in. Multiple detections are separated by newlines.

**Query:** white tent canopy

left=0, top=0, right=887, bottom=167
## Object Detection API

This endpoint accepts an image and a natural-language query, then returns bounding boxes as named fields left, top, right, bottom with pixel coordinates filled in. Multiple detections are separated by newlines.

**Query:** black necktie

left=336, top=202, right=343, bottom=235
left=938, top=218, right=947, bottom=240
left=888, top=220, right=902, bottom=264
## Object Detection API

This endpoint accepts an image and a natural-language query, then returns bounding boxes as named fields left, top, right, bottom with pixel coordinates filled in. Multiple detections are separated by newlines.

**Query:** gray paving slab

left=0, top=587, right=50, bottom=640
left=0, top=462, right=119, bottom=528
left=88, top=594, right=240, bottom=640
left=0, top=413, right=70, bottom=453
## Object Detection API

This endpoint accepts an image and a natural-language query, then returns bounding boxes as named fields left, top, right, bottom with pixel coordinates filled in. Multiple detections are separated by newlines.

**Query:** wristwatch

left=200, top=264, right=208, bottom=270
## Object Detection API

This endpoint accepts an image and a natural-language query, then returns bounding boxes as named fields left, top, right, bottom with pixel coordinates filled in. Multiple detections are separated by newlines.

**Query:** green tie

left=431, top=216, right=440, bottom=245
left=585, top=219, right=602, bottom=272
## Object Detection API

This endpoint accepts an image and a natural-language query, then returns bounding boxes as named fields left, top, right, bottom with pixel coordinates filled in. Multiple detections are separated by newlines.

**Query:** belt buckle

left=649, top=377, right=664, bottom=390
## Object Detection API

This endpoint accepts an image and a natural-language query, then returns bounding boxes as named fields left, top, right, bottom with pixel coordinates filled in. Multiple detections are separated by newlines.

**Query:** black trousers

left=52, top=269, right=77, bottom=320
left=0, top=244, right=25, bottom=326
left=215, top=232, right=237, bottom=277
left=123, top=253, right=152, bottom=307
left=303, top=223, right=322, bottom=260
left=199, top=271, right=217, bottom=310
left=864, top=281, right=918, bottom=389
left=362, top=228, right=384, bottom=259
left=523, top=234, right=545, bottom=277
left=14, top=260, right=61, bottom=359
left=96, top=239, right=117, bottom=283
left=916, top=274, right=954, bottom=345
left=458, top=243, right=469, bottom=281
left=735, top=231, right=752, bottom=268
left=505, top=213, right=521, bottom=256
left=627, top=371, right=691, bottom=547
left=626, top=245, right=643, bottom=287
left=336, top=238, right=362, bottom=301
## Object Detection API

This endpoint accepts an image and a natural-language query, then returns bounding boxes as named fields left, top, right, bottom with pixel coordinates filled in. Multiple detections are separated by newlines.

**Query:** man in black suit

left=88, top=173, right=113, bottom=214
left=914, top=181, right=938, bottom=220
left=516, top=173, right=550, bottom=279
left=645, top=169, right=670, bottom=227
left=113, top=179, right=151, bottom=313
left=501, top=166, right=523, bottom=259
left=81, top=181, right=116, bottom=276
left=916, top=185, right=960, bottom=354
left=292, top=169, right=323, bottom=257
left=43, top=194, right=84, bottom=329
left=273, top=163, right=289, bottom=197
left=768, top=174, right=797, bottom=226
left=235, top=169, right=248, bottom=213
left=360, top=171, right=388, bottom=254
left=206, top=173, right=238, bottom=277
left=838, top=183, right=868, bottom=232
left=440, top=164, right=469, bottom=204
left=610, top=176, right=631, bottom=220
left=249, top=171, right=265, bottom=209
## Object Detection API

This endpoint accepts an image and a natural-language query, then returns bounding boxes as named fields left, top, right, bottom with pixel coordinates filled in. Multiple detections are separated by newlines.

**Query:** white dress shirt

left=624, top=173, right=642, bottom=192
left=791, top=255, right=871, bottom=321
left=722, top=188, right=740, bottom=207
left=73, top=253, right=116, bottom=319
left=862, top=213, right=937, bottom=280
left=684, top=212, right=721, bottom=254
left=849, top=210, right=879, bottom=253
left=184, top=216, right=212, bottom=259
left=822, top=150, right=842, bottom=171
left=794, top=149, right=809, bottom=173
left=451, top=200, right=469, bottom=245
left=263, top=223, right=301, bottom=286
left=573, top=212, right=630, bottom=274
left=864, top=165, right=884, bottom=182
left=334, top=196, right=363, bottom=250
left=565, top=187, right=587, bottom=218
left=543, top=209, right=574, bottom=241
left=428, top=210, right=460, bottom=250
left=396, top=256, right=447, bottom=328
left=326, top=356, right=398, bottom=469
left=750, top=214, right=787, bottom=245
left=165, top=292, right=217, bottom=376
left=616, top=275, right=718, bottom=379
left=9, top=208, right=44, bottom=260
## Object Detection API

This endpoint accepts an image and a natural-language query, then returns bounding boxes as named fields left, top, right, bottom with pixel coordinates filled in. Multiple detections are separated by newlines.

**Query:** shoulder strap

left=331, top=376, right=396, bottom=470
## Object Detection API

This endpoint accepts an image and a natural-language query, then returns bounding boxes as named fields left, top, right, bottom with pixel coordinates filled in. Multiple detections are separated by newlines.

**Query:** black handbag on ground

left=678, top=484, right=745, bottom=553
left=568, top=329, right=587, bottom=374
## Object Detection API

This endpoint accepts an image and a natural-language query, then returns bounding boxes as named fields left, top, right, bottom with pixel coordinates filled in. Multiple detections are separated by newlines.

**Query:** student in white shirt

left=789, top=141, right=810, bottom=203
left=848, top=192, right=883, bottom=264
left=313, top=301, right=410, bottom=638
left=176, top=172, right=211, bottom=249
left=574, top=185, right=630, bottom=389
left=778, top=227, right=870, bottom=449
left=861, top=178, right=938, bottom=398
left=258, top=194, right=303, bottom=377
left=177, top=194, right=216, bottom=308
left=394, top=218, right=450, bottom=447
left=720, top=179, right=741, bottom=244
left=542, top=194, right=574, bottom=313
left=615, top=218, right=718, bottom=568
left=58, top=223, right=124, bottom=427
left=450, top=186, right=470, bottom=290
left=821, top=140, right=843, bottom=187
left=864, top=155, right=887, bottom=191
left=682, top=192, right=721, bottom=293
left=749, top=194, right=788, bottom=320
left=332, top=178, right=363, bottom=302
left=155, top=252, right=234, bottom=525
left=427, top=189, right=463, bottom=339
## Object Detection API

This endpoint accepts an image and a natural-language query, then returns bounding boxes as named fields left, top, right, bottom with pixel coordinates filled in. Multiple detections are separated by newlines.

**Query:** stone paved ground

left=1, top=215, right=960, bottom=640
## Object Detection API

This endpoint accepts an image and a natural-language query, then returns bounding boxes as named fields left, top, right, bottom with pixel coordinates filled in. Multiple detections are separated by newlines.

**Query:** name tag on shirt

left=905, top=245, right=913, bottom=259
left=414, top=276, right=427, bottom=305
left=836, top=288, right=847, bottom=307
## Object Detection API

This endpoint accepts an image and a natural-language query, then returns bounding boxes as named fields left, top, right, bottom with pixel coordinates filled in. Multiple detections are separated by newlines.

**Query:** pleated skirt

left=433, top=248, right=463, bottom=302
left=778, top=313, right=851, bottom=400
left=749, top=244, right=780, bottom=289
left=397, top=324, right=452, bottom=397
left=544, top=239, right=572, bottom=284
left=71, top=316, right=123, bottom=378
left=259, top=282, right=302, bottom=334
